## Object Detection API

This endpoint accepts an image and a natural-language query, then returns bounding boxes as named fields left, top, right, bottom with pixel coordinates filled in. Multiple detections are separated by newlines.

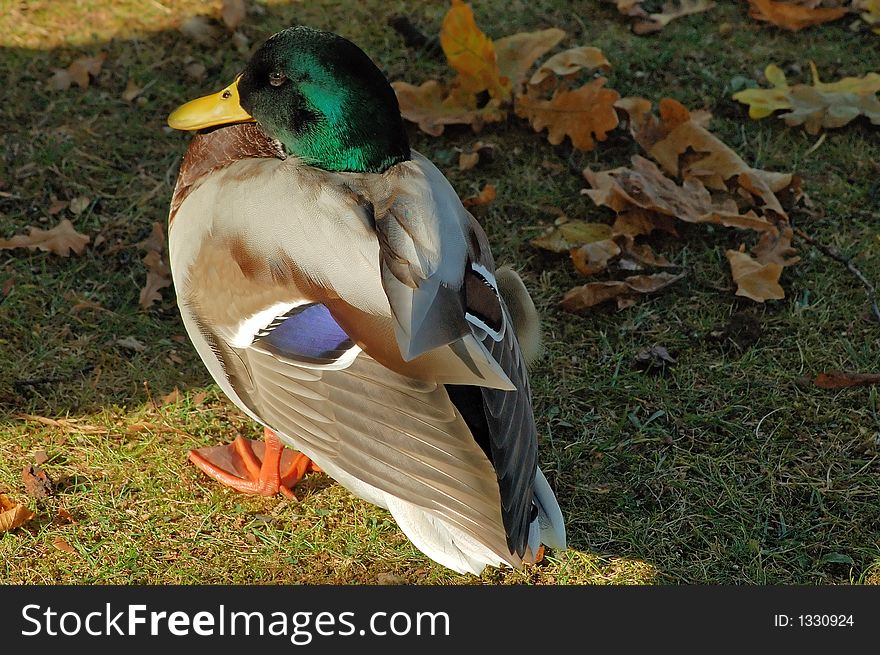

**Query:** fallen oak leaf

left=52, top=537, right=79, bottom=556
left=47, top=53, right=107, bottom=90
left=726, top=247, right=784, bottom=302
left=747, top=0, right=848, bottom=31
left=0, top=219, right=90, bottom=257
left=15, top=414, right=108, bottom=434
left=561, top=271, right=685, bottom=312
left=138, top=222, right=172, bottom=310
left=611, top=209, right=678, bottom=239
left=69, top=195, right=90, bottom=215
left=633, top=344, right=677, bottom=370
left=180, top=15, right=223, bottom=45
left=221, top=0, right=246, bottom=30
left=632, top=0, right=717, bottom=34
left=814, top=371, right=880, bottom=389
left=392, top=80, right=504, bottom=136
left=462, top=183, right=496, bottom=207
left=494, top=28, right=567, bottom=93
left=531, top=221, right=613, bottom=252
left=733, top=63, right=880, bottom=134
left=583, top=156, right=778, bottom=233
left=116, top=336, right=147, bottom=352
left=121, top=78, right=143, bottom=102
left=457, top=140, right=494, bottom=170
left=570, top=239, right=621, bottom=276
left=440, top=0, right=510, bottom=100
left=620, top=98, right=798, bottom=215
left=515, top=77, right=620, bottom=151
left=22, top=464, right=53, bottom=500
left=0, top=494, right=35, bottom=533
left=160, top=388, right=182, bottom=405
left=528, top=46, right=610, bottom=87
left=459, top=151, right=480, bottom=170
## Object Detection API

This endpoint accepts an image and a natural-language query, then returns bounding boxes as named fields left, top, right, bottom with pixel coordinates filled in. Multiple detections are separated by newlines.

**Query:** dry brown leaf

left=528, top=46, right=610, bottom=87
left=392, top=80, right=504, bottom=136
left=138, top=222, right=171, bottom=310
left=584, top=156, right=777, bottom=233
left=0, top=219, right=90, bottom=257
left=48, top=198, right=68, bottom=215
left=748, top=0, right=849, bottom=30
left=462, top=183, right=496, bottom=207
left=561, top=271, right=685, bottom=312
left=814, top=371, right=880, bottom=389
left=612, top=209, right=678, bottom=239
left=69, top=54, right=106, bottom=88
left=570, top=239, right=621, bottom=275
left=161, top=388, right=182, bottom=405
left=726, top=247, right=785, bottom=301
left=221, top=0, right=246, bottom=30
left=117, top=336, right=147, bottom=352
left=457, top=140, right=495, bottom=170
left=623, top=242, right=674, bottom=267
left=515, top=78, right=620, bottom=151
left=180, top=16, right=223, bottom=45
left=69, top=195, right=90, bottom=215
left=622, top=98, right=798, bottom=216
left=633, top=0, right=717, bottom=34
left=531, top=221, right=613, bottom=252
left=0, top=494, right=35, bottom=533
left=122, top=78, right=143, bottom=102
left=561, top=280, right=630, bottom=311
left=48, top=53, right=106, bottom=90
left=494, top=28, right=567, bottom=92
left=459, top=152, right=480, bottom=170
left=15, top=414, right=106, bottom=435
left=185, top=63, right=207, bottom=81
left=53, top=537, right=79, bottom=556
left=22, top=464, right=53, bottom=500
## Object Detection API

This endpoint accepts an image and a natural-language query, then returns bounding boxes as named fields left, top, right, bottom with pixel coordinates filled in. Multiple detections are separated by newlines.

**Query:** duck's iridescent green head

left=168, top=26, right=410, bottom=173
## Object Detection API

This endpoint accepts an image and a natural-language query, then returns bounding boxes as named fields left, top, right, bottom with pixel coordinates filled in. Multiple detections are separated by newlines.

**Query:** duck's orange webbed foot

left=189, top=428, right=320, bottom=500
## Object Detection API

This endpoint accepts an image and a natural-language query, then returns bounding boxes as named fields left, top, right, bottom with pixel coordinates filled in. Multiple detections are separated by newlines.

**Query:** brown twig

left=793, top=227, right=880, bottom=324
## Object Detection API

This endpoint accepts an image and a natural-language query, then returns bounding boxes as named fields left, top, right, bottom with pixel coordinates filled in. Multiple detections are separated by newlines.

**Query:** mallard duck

left=166, top=25, right=565, bottom=575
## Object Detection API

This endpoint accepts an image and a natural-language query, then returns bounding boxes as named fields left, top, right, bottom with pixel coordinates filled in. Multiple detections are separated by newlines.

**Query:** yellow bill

left=167, top=76, right=255, bottom=130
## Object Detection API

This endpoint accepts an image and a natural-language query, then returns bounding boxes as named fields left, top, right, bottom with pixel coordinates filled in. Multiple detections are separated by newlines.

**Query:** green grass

left=1, top=0, right=879, bottom=584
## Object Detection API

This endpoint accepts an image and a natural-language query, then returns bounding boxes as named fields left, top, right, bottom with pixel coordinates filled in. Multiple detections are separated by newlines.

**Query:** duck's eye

left=269, top=71, right=287, bottom=87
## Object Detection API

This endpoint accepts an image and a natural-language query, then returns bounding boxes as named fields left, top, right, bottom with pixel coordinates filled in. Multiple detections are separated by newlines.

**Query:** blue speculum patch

left=259, top=303, right=353, bottom=362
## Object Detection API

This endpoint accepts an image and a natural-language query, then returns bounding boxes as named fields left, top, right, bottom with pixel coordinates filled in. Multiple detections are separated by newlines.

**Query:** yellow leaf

left=733, top=63, right=880, bottom=134
left=859, top=0, right=880, bottom=33
left=531, top=221, right=613, bottom=252
left=732, top=64, right=791, bottom=119
left=440, top=0, right=510, bottom=100
left=494, top=28, right=566, bottom=91
left=515, top=78, right=620, bottom=151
